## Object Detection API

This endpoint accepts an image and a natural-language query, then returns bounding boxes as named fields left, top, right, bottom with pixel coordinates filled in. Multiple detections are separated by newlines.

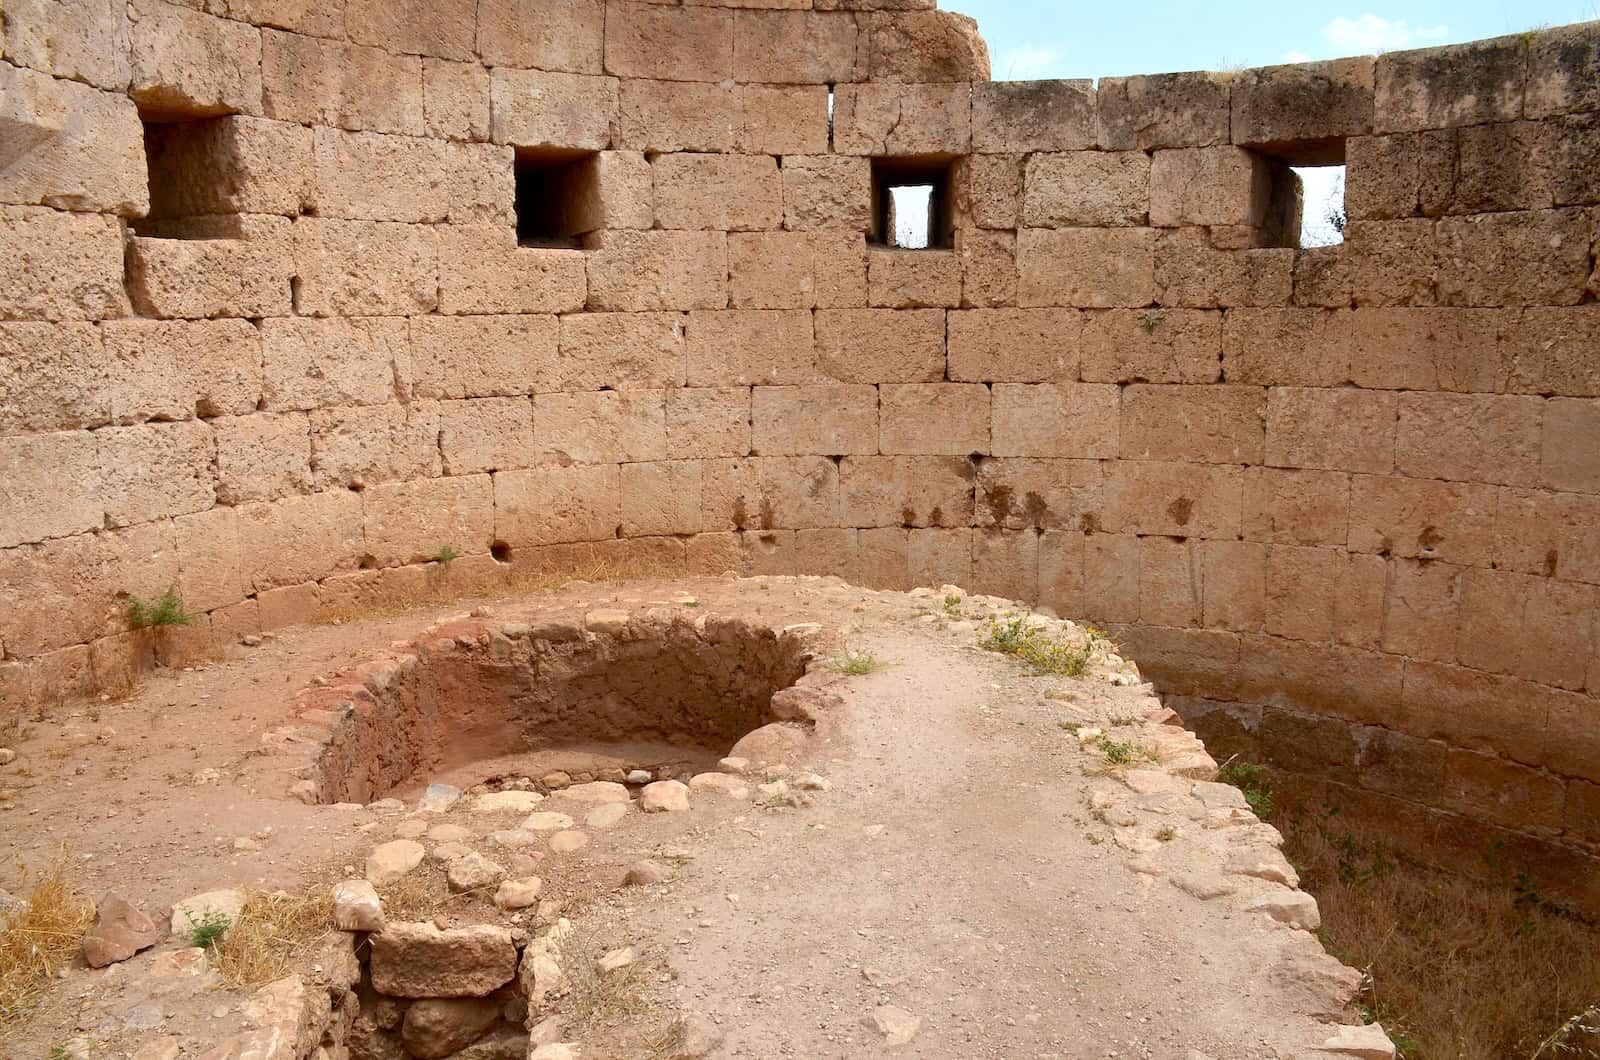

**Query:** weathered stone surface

left=0, top=64, right=147, bottom=216
left=369, top=922, right=519, bottom=997
left=640, top=779, right=691, bottom=812
left=366, top=839, right=425, bottom=885
left=332, top=879, right=384, bottom=932
left=402, top=998, right=502, bottom=1059
left=82, top=894, right=158, bottom=968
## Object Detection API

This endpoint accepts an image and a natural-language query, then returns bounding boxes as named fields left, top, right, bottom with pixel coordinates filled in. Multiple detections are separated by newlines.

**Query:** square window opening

left=870, top=158, right=954, bottom=250
left=1247, top=141, right=1346, bottom=250
left=514, top=148, right=600, bottom=248
left=135, top=109, right=245, bottom=240
left=1292, top=163, right=1346, bottom=248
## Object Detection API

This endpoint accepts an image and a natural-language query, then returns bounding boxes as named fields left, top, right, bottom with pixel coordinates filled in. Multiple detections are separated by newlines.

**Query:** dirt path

left=0, top=576, right=1377, bottom=1059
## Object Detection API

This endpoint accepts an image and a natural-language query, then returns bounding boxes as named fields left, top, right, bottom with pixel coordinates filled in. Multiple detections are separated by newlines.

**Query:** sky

left=941, top=1, right=1600, bottom=82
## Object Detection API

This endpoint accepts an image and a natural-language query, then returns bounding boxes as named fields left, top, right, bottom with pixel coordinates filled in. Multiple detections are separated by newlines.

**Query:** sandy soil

left=0, top=575, right=1372, bottom=1059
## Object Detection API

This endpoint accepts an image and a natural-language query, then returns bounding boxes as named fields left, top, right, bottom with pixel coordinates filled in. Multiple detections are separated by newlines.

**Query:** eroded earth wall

left=2, top=1, right=1599, bottom=901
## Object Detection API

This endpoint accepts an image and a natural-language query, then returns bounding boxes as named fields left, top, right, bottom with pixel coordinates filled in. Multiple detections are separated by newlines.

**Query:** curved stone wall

left=1, top=2, right=1598, bottom=903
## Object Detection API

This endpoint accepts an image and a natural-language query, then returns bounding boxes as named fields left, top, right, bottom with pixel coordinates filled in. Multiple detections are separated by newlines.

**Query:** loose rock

left=370, top=922, right=519, bottom=997
left=688, top=772, right=750, bottom=799
left=82, top=893, right=158, bottom=968
left=596, top=946, right=636, bottom=973
left=401, top=998, right=502, bottom=1059
left=522, top=811, right=576, bottom=832
left=585, top=802, right=629, bottom=829
left=641, top=780, right=690, bottom=813
left=332, top=879, right=384, bottom=932
left=447, top=852, right=507, bottom=893
left=548, top=830, right=589, bottom=853
left=366, top=839, right=425, bottom=885
left=418, top=783, right=463, bottom=813
left=169, top=888, right=246, bottom=938
left=471, top=791, right=545, bottom=814
left=494, top=877, right=543, bottom=911
left=1246, top=890, right=1321, bottom=930
left=866, top=1005, right=922, bottom=1046
left=560, top=781, right=630, bottom=803
left=623, top=859, right=669, bottom=886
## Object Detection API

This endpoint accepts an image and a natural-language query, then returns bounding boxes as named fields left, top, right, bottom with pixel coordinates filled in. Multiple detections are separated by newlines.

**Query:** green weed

left=126, top=585, right=193, bottom=629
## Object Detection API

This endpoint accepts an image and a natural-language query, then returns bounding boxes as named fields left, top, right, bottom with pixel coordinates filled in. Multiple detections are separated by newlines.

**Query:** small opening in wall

left=1293, top=164, right=1346, bottom=248
left=870, top=158, right=953, bottom=250
left=490, top=541, right=512, bottom=564
left=514, top=147, right=600, bottom=249
left=135, top=109, right=243, bottom=239
left=1248, top=141, right=1346, bottom=250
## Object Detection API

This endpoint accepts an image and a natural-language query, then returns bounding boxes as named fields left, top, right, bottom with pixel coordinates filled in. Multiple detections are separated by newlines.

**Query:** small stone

left=365, top=840, right=426, bottom=885
left=471, top=791, right=545, bottom=814
left=287, top=780, right=317, bottom=804
left=792, top=772, right=831, bottom=791
left=1225, top=849, right=1299, bottom=887
left=418, top=783, right=463, bottom=813
left=757, top=779, right=790, bottom=803
left=82, top=893, right=158, bottom=968
left=688, top=772, right=750, bottom=800
left=394, top=819, right=428, bottom=839
left=427, top=822, right=473, bottom=843
left=583, top=608, right=630, bottom=634
left=1320, top=1023, right=1398, bottom=1059
left=541, top=771, right=572, bottom=789
left=866, top=1004, right=922, bottom=1046
left=717, top=756, right=749, bottom=774
left=1245, top=890, right=1321, bottom=930
left=431, top=840, right=473, bottom=863
left=367, top=798, right=407, bottom=814
left=671, top=1012, right=725, bottom=1058
left=170, top=889, right=246, bottom=938
left=626, top=769, right=653, bottom=784
left=521, top=811, right=576, bottom=831
left=0, top=748, right=15, bottom=766
left=596, top=946, right=636, bottom=974
left=494, top=877, right=543, bottom=911
left=640, top=780, right=690, bottom=813
left=491, top=829, right=541, bottom=849
left=232, top=837, right=262, bottom=852
left=623, top=860, right=669, bottom=886
left=332, top=879, right=384, bottom=932
left=560, top=781, right=630, bottom=803
left=548, top=830, right=589, bottom=854
left=447, top=852, right=507, bottom=893
left=585, top=802, right=630, bottom=830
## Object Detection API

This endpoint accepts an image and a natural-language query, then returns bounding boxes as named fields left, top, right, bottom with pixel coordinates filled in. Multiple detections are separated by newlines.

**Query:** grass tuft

left=829, top=647, right=882, bottom=675
left=0, top=857, right=95, bottom=1031
left=208, top=890, right=335, bottom=989
left=126, top=585, right=193, bottom=629
left=978, top=615, right=1090, bottom=677
left=433, top=544, right=460, bottom=566
left=185, top=908, right=231, bottom=949
left=1215, top=758, right=1276, bottom=819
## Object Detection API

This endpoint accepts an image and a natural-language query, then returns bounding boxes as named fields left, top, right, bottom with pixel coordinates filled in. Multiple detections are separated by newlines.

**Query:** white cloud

left=1321, top=14, right=1449, bottom=55
left=1282, top=49, right=1312, bottom=63
left=998, top=45, right=1060, bottom=79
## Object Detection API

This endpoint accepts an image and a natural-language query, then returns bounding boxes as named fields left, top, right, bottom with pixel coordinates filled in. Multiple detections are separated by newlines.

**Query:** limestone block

left=702, top=456, right=839, bottom=530
left=402, top=998, right=502, bottom=1058
left=606, top=2, right=733, bottom=81
left=1544, top=398, right=1600, bottom=494
left=214, top=413, right=312, bottom=504
left=0, top=432, right=102, bottom=548
left=1341, top=219, right=1438, bottom=308
left=345, top=0, right=476, bottom=60
left=559, top=312, right=685, bottom=390
left=1101, top=460, right=1243, bottom=538
left=654, top=153, right=781, bottom=232
left=666, top=387, right=751, bottom=458
left=1120, top=384, right=1264, bottom=464
left=494, top=464, right=620, bottom=546
left=96, top=421, right=215, bottom=527
left=128, top=216, right=294, bottom=320
left=1436, top=209, right=1592, bottom=308
left=953, top=156, right=1022, bottom=234
left=1292, top=245, right=1353, bottom=309
left=1081, top=309, right=1220, bottom=385
left=879, top=383, right=989, bottom=455
left=0, top=206, right=128, bottom=321
left=1, top=0, right=132, bottom=90
left=369, top=923, right=518, bottom=998
left=975, top=457, right=1100, bottom=531
left=142, top=115, right=311, bottom=220
left=1153, top=228, right=1293, bottom=309
left=990, top=383, right=1118, bottom=459
left=437, top=227, right=585, bottom=316
left=868, top=10, right=988, bottom=82
left=744, top=527, right=859, bottom=580
left=833, top=82, right=970, bottom=155
left=364, top=474, right=494, bottom=567
left=411, top=314, right=557, bottom=398
left=737, top=84, right=829, bottom=156
left=1230, top=57, right=1374, bottom=149
left=1374, top=34, right=1526, bottom=132
left=1455, top=569, right=1596, bottom=691
left=1243, top=468, right=1351, bottom=549
left=477, top=0, right=604, bottom=73
left=1344, top=131, right=1454, bottom=221
left=972, top=80, right=1095, bottom=153
left=1511, top=307, right=1600, bottom=398
left=751, top=385, right=877, bottom=455
left=438, top=397, right=535, bottom=474
left=563, top=151, right=653, bottom=232
left=731, top=11, right=862, bottom=83
left=584, top=230, right=726, bottom=312
left=270, top=219, right=416, bottom=316
left=1221, top=308, right=1350, bottom=388
left=1023, top=151, right=1149, bottom=227
left=1346, top=474, right=1497, bottom=567
left=839, top=455, right=973, bottom=528
left=957, top=228, right=1017, bottom=309
left=1346, top=307, right=1508, bottom=392
left=311, top=128, right=448, bottom=223
left=0, top=64, right=146, bottom=216
left=535, top=390, right=665, bottom=463
left=0, top=323, right=112, bottom=432
left=261, top=317, right=405, bottom=411
left=814, top=308, right=944, bottom=383
left=261, top=31, right=425, bottom=136
left=1138, top=536, right=1199, bottom=626
left=815, top=0, right=933, bottom=9
left=781, top=156, right=872, bottom=231
left=686, top=309, right=816, bottom=384
left=310, top=403, right=442, bottom=489
left=618, top=80, right=737, bottom=153
left=1265, top=387, right=1397, bottom=475
left=905, top=527, right=971, bottom=589
left=1395, top=392, right=1542, bottom=486
left=948, top=308, right=1078, bottom=383
left=1017, top=228, right=1155, bottom=309
left=970, top=528, right=1038, bottom=601
left=489, top=69, right=617, bottom=150
left=1527, top=21, right=1600, bottom=118
left=621, top=461, right=705, bottom=536
left=867, top=250, right=961, bottom=308
left=129, top=0, right=262, bottom=117
left=1097, top=71, right=1230, bottom=150
left=423, top=58, right=490, bottom=141
left=1149, top=147, right=1267, bottom=228
left=174, top=505, right=245, bottom=613
left=237, top=490, right=364, bottom=591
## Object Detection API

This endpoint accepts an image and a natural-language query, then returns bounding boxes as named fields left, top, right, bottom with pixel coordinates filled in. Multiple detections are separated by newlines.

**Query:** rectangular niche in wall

left=870, top=158, right=954, bottom=250
left=514, top=148, right=600, bottom=248
left=1250, top=141, right=1347, bottom=249
left=138, top=110, right=244, bottom=239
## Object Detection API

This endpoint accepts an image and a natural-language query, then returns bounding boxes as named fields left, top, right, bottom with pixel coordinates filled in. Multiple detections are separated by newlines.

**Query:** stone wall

left=2, top=2, right=1598, bottom=901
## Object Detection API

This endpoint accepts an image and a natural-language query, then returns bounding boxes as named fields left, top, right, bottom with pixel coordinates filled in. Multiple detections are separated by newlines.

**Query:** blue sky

left=941, top=1, right=1600, bottom=81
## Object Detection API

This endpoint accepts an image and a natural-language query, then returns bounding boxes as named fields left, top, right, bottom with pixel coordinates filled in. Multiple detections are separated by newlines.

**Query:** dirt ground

left=0, top=575, right=1375, bottom=1058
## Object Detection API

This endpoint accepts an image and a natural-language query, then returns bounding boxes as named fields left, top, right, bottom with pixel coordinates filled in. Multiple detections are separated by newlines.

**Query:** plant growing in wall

left=433, top=545, right=460, bottom=566
left=125, top=585, right=193, bottom=631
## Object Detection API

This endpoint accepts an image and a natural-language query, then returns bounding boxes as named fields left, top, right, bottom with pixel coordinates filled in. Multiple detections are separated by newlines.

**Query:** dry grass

left=0, top=857, right=95, bottom=1031
left=208, top=889, right=335, bottom=990
left=1275, top=797, right=1600, bottom=1059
